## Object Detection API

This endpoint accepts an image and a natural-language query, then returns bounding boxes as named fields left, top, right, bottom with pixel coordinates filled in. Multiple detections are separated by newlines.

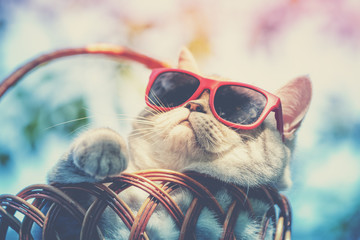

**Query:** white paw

left=72, top=128, right=128, bottom=178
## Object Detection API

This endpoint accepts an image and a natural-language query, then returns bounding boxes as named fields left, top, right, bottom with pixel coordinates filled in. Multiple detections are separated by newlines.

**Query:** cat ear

left=276, top=76, right=312, bottom=140
left=177, top=47, right=200, bottom=74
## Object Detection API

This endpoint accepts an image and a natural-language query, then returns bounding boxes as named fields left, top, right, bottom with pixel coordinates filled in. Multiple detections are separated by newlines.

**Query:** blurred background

left=0, top=0, right=359, bottom=239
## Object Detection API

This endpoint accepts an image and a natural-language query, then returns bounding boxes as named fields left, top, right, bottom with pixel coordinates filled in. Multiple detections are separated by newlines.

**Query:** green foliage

left=21, top=97, right=89, bottom=151
left=51, top=98, right=89, bottom=134
left=23, top=107, right=45, bottom=150
left=3, top=69, right=90, bottom=152
left=331, top=200, right=360, bottom=239
left=0, top=152, right=10, bottom=166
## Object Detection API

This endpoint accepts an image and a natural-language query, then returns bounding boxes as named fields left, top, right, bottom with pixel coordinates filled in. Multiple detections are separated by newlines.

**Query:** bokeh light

left=1, top=0, right=360, bottom=239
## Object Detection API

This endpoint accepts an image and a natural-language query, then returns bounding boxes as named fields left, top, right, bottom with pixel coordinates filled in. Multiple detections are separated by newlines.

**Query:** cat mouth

left=179, top=119, right=192, bottom=128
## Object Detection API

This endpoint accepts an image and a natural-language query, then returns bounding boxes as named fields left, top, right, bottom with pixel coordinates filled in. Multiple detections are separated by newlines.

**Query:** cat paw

left=71, top=128, right=128, bottom=179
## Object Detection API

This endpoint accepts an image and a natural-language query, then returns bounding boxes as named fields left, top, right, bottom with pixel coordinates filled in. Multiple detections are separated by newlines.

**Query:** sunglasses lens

left=214, top=85, right=267, bottom=125
left=149, top=72, right=200, bottom=108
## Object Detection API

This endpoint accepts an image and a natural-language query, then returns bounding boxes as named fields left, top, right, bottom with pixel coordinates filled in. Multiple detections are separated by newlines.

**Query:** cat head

left=128, top=48, right=311, bottom=190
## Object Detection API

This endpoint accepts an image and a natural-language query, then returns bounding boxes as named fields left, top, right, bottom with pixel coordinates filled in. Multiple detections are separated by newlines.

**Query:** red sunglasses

left=145, top=68, right=284, bottom=140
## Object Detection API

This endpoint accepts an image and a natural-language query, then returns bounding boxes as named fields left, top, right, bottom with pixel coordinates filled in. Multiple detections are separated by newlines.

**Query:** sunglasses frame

left=145, top=68, right=284, bottom=140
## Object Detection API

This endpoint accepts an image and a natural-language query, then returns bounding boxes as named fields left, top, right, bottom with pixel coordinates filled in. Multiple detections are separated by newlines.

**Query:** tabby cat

left=45, top=48, right=311, bottom=239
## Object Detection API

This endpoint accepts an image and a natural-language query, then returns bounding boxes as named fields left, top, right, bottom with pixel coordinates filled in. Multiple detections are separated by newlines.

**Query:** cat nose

left=185, top=102, right=205, bottom=113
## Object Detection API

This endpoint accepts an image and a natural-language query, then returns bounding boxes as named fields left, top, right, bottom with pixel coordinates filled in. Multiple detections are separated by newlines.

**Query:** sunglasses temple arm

left=274, top=103, right=285, bottom=142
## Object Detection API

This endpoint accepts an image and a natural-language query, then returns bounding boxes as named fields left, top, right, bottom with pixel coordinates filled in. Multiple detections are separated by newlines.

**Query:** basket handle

left=0, top=44, right=171, bottom=99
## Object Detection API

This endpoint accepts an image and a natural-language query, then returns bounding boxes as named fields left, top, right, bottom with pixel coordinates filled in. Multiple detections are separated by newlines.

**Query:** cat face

left=128, top=48, right=311, bottom=190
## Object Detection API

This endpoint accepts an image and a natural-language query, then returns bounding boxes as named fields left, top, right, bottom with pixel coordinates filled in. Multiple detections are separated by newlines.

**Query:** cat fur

left=45, top=47, right=312, bottom=239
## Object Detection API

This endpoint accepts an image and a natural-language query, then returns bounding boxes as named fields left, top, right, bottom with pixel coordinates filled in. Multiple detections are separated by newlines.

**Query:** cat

left=44, top=47, right=312, bottom=239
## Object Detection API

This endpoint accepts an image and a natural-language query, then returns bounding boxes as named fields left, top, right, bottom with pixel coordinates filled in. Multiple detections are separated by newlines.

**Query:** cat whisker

left=44, top=116, right=93, bottom=131
left=143, top=103, right=165, bottom=116
left=112, top=113, right=156, bottom=126
left=144, top=91, right=172, bottom=115
left=117, top=118, right=154, bottom=126
left=68, top=122, right=93, bottom=137
left=132, top=133, right=162, bottom=148
left=128, top=129, right=156, bottom=139
left=115, top=113, right=144, bottom=120
left=131, top=122, right=154, bottom=127
left=129, top=126, right=153, bottom=132
left=143, top=106, right=164, bottom=116
left=147, top=90, right=168, bottom=109
left=131, top=115, right=154, bottom=121
left=129, top=128, right=155, bottom=135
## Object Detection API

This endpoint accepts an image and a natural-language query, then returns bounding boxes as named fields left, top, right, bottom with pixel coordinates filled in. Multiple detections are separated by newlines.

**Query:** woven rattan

left=0, top=170, right=291, bottom=240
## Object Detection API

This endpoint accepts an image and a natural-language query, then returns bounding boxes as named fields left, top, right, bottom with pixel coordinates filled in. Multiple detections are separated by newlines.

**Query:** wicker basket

left=0, top=170, right=291, bottom=240
left=0, top=45, right=292, bottom=240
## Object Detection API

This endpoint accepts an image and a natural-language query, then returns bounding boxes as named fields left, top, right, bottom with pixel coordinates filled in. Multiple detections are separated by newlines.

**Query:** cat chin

left=165, top=124, right=197, bottom=151
left=165, top=123, right=234, bottom=157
